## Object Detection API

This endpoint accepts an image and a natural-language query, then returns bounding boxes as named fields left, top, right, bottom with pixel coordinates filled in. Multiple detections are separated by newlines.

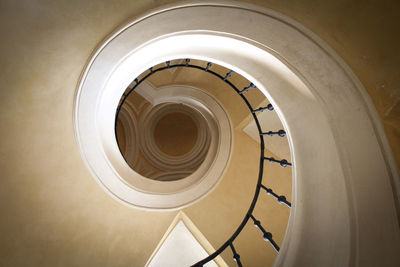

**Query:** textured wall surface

left=0, top=0, right=398, bottom=266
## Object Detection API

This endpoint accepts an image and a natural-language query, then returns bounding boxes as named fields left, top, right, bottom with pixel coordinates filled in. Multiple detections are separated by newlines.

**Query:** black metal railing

left=115, top=59, right=292, bottom=266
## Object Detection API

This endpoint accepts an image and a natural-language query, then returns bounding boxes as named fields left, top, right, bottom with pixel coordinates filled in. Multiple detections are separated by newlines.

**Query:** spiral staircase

left=1, top=1, right=399, bottom=267
left=73, top=2, right=399, bottom=266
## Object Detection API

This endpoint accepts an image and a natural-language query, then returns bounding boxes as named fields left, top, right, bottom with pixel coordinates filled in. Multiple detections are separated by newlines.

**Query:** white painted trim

left=132, top=81, right=157, bottom=105
left=145, top=211, right=227, bottom=267
left=118, top=102, right=139, bottom=166
left=75, top=73, right=232, bottom=210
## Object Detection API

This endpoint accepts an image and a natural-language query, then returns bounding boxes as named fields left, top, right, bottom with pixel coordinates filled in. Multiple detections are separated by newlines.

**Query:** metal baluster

left=205, top=62, right=212, bottom=71
left=260, top=130, right=286, bottom=137
left=224, top=70, right=234, bottom=80
left=250, top=215, right=280, bottom=252
left=252, top=104, right=274, bottom=113
left=229, top=243, right=243, bottom=267
left=260, top=184, right=291, bottom=207
left=264, top=157, right=292, bottom=167
left=239, top=83, right=256, bottom=94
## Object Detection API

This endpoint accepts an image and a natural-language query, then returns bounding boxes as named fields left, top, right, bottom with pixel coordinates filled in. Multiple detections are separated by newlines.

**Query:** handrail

left=115, top=59, right=292, bottom=266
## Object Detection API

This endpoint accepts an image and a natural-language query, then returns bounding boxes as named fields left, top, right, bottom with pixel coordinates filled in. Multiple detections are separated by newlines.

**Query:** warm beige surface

left=116, top=90, right=206, bottom=181
left=0, top=0, right=398, bottom=266
left=117, top=92, right=160, bottom=179
left=154, top=112, right=198, bottom=157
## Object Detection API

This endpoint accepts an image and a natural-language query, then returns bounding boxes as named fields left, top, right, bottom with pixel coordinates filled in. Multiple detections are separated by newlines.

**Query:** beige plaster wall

left=0, top=0, right=398, bottom=266
left=245, top=0, right=400, bottom=172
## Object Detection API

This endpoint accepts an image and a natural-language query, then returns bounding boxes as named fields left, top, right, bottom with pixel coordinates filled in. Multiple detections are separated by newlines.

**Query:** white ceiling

left=147, top=221, right=218, bottom=267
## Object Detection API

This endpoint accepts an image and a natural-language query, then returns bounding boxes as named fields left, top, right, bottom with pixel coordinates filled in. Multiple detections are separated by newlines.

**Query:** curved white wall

left=76, top=74, right=233, bottom=210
